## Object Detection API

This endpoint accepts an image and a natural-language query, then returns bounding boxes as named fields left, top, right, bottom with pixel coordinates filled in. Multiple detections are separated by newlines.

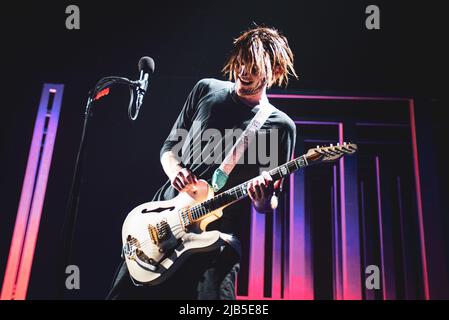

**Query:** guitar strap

left=211, top=101, right=275, bottom=192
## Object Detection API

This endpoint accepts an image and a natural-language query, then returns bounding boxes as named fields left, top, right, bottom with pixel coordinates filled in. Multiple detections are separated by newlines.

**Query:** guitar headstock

left=305, top=142, right=358, bottom=164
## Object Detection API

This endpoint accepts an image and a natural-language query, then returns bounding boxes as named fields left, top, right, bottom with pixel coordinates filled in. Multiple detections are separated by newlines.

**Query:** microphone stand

left=57, top=76, right=139, bottom=298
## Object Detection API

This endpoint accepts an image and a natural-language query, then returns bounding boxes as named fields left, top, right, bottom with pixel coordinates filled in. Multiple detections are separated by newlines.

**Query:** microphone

left=135, top=56, right=155, bottom=109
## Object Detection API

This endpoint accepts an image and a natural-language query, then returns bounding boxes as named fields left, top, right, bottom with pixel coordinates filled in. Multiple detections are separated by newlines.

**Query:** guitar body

left=120, top=143, right=357, bottom=286
left=121, top=180, right=224, bottom=285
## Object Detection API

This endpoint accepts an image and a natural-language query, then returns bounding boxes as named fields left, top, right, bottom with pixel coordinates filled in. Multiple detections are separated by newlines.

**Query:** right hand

left=170, top=167, right=198, bottom=192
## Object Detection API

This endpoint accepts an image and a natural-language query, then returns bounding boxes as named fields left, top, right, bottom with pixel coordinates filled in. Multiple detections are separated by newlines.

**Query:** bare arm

left=161, top=150, right=198, bottom=192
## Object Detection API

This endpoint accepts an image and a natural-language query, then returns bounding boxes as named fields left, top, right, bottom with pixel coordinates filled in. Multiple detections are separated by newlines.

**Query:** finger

left=259, top=184, right=267, bottom=199
left=258, top=175, right=268, bottom=187
left=185, top=173, right=194, bottom=185
left=261, top=171, right=273, bottom=183
left=262, top=173, right=274, bottom=195
left=178, top=176, right=188, bottom=190
left=247, top=181, right=255, bottom=201
left=274, top=179, right=282, bottom=190
left=172, top=178, right=182, bottom=192
left=177, top=169, right=186, bottom=179
left=181, top=174, right=191, bottom=187
left=253, top=180, right=261, bottom=199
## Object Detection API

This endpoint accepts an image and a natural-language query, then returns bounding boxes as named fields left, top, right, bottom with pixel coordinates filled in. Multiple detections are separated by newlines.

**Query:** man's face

left=234, top=63, right=267, bottom=97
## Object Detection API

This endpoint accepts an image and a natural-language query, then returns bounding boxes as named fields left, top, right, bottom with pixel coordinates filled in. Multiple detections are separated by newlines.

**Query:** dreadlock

left=223, top=26, right=298, bottom=88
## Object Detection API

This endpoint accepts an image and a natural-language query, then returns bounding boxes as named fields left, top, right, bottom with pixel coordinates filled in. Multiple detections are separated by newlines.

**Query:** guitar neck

left=182, top=155, right=309, bottom=226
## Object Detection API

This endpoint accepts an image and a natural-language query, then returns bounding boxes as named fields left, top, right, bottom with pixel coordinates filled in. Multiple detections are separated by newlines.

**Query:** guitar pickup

left=148, top=219, right=171, bottom=245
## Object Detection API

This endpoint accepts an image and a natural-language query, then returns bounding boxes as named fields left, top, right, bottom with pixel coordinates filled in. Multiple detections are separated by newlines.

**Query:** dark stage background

left=0, top=0, right=447, bottom=299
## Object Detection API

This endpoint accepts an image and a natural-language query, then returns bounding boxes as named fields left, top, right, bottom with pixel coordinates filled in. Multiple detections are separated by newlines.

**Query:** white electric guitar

left=121, top=143, right=358, bottom=285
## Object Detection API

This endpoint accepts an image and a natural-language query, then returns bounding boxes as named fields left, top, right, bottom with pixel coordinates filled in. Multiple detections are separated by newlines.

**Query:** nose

left=239, top=65, right=250, bottom=78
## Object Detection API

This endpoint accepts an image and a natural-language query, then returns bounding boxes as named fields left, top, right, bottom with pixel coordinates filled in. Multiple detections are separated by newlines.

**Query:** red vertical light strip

left=1, top=84, right=64, bottom=300
left=288, top=169, right=303, bottom=299
left=0, top=97, right=45, bottom=300
left=332, top=164, right=343, bottom=300
left=271, top=208, right=282, bottom=299
left=285, top=173, right=295, bottom=300
left=288, top=152, right=313, bottom=300
left=375, top=156, right=387, bottom=300
left=264, top=94, right=423, bottom=300
left=408, top=99, right=430, bottom=300
left=340, top=122, right=362, bottom=299
left=338, top=123, right=349, bottom=299
left=247, top=205, right=266, bottom=299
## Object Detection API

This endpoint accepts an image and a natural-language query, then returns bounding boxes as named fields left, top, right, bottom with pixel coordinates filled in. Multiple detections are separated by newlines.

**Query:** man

left=107, top=26, right=298, bottom=300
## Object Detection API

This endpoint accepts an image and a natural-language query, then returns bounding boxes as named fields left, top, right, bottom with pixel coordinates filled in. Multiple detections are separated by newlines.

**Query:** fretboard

left=182, top=155, right=309, bottom=226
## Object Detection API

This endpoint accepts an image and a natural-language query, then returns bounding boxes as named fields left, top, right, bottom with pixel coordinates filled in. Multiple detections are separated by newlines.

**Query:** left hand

left=247, top=171, right=274, bottom=203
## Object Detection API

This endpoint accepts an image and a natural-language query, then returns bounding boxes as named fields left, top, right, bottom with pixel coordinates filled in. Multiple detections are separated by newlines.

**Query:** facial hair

left=238, top=77, right=267, bottom=96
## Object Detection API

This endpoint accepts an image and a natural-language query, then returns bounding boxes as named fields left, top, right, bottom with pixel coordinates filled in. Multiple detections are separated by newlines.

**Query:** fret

left=193, top=207, right=199, bottom=220
left=274, top=167, right=281, bottom=181
left=183, top=154, right=314, bottom=226
left=296, top=155, right=308, bottom=168
left=217, top=194, right=226, bottom=208
left=238, top=185, right=245, bottom=197
left=236, top=186, right=241, bottom=198
left=193, top=157, right=310, bottom=223
left=241, top=184, right=247, bottom=196
left=288, top=160, right=296, bottom=172
left=268, top=168, right=277, bottom=179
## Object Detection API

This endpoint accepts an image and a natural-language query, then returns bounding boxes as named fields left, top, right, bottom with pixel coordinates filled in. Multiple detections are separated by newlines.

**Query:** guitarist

left=107, top=26, right=298, bottom=300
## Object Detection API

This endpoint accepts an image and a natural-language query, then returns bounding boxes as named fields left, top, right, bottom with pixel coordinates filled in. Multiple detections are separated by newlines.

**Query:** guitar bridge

left=123, top=235, right=158, bottom=272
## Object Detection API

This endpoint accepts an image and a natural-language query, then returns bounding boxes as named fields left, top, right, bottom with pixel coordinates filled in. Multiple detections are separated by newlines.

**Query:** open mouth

left=239, top=77, right=253, bottom=86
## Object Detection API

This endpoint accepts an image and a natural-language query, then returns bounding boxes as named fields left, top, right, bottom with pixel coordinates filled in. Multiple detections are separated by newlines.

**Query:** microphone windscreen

left=138, top=56, right=155, bottom=74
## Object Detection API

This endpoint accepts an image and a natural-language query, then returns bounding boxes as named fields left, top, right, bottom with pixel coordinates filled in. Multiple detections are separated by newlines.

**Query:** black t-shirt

left=152, top=78, right=296, bottom=250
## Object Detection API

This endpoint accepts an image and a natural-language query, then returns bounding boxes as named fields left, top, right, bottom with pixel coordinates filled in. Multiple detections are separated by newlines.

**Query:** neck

left=235, top=86, right=268, bottom=107
left=180, top=154, right=310, bottom=227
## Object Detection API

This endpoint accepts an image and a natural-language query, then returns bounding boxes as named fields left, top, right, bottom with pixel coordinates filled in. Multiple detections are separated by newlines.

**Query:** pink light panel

left=237, top=93, right=428, bottom=300
left=1, top=84, right=64, bottom=300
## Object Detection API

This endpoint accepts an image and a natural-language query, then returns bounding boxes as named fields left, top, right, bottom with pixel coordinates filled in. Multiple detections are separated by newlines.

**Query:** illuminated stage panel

left=235, top=93, right=428, bottom=300
left=1, top=84, right=64, bottom=300
left=247, top=205, right=266, bottom=299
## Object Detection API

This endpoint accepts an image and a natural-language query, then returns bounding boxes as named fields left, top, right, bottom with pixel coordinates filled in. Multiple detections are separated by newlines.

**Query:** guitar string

left=187, top=154, right=313, bottom=221
left=126, top=156, right=306, bottom=248
left=127, top=177, right=273, bottom=249
left=183, top=155, right=313, bottom=222
left=126, top=186, right=248, bottom=249
left=124, top=150, right=354, bottom=256
left=125, top=153, right=348, bottom=256
left=127, top=224, right=185, bottom=248
left=126, top=155, right=320, bottom=251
